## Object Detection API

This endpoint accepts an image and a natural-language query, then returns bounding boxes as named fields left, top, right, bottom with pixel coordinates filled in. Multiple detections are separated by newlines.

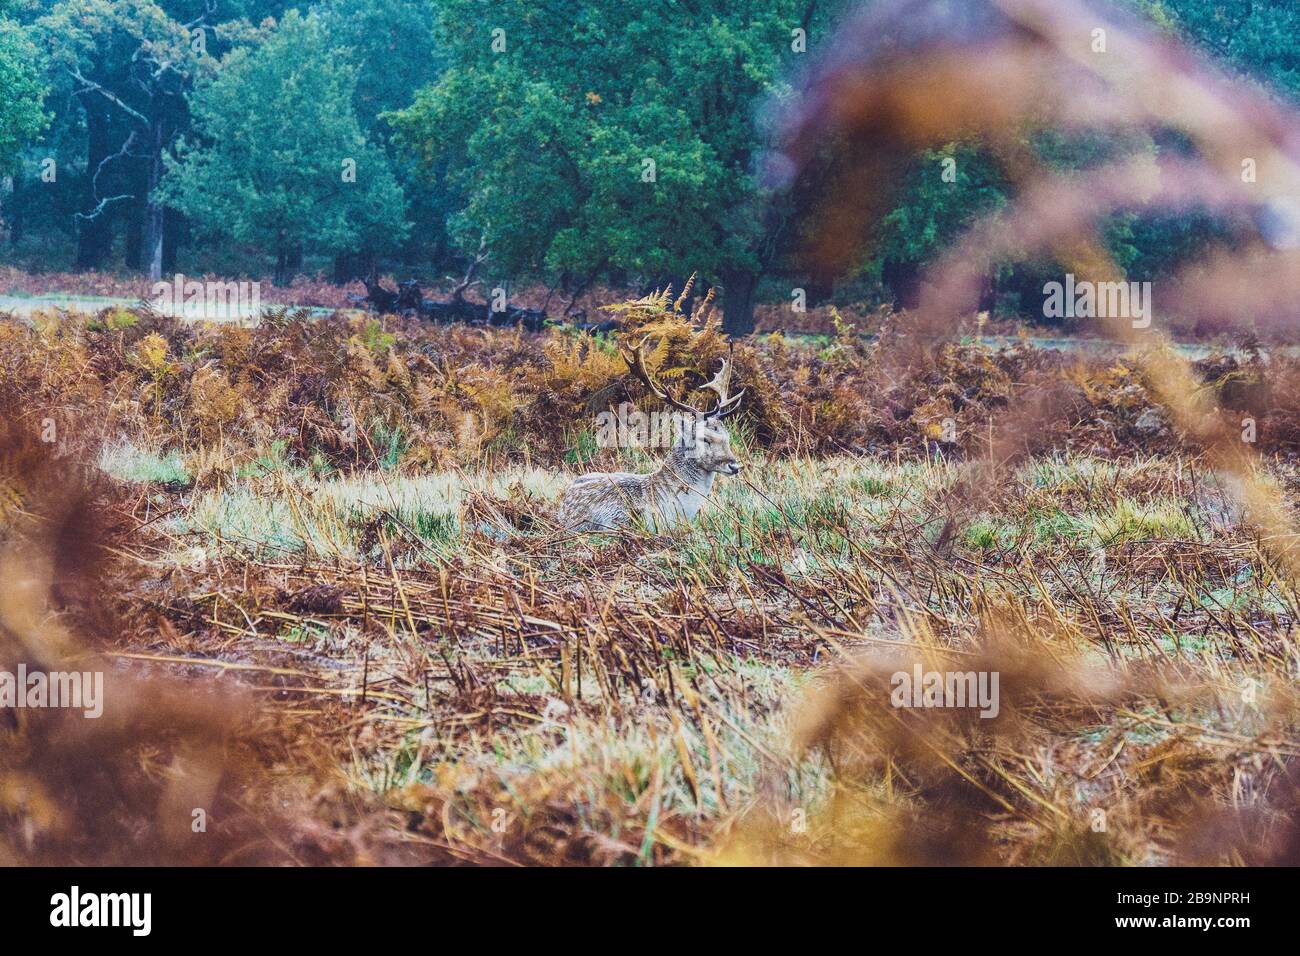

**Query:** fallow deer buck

left=558, top=339, right=745, bottom=532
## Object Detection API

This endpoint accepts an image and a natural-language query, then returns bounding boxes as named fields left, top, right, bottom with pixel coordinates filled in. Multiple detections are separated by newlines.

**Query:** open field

left=2, top=298, right=1299, bottom=865
left=114, top=445, right=1300, bottom=865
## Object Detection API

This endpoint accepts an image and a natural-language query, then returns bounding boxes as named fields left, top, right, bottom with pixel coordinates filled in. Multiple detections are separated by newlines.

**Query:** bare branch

left=74, top=131, right=140, bottom=223
left=74, top=194, right=134, bottom=222
left=447, top=231, right=490, bottom=302
left=68, top=65, right=150, bottom=127
left=92, top=130, right=139, bottom=193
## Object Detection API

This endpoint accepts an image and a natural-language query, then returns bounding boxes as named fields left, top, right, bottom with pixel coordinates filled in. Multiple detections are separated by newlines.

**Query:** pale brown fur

left=558, top=341, right=744, bottom=532
left=557, top=418, right=741, bottom=531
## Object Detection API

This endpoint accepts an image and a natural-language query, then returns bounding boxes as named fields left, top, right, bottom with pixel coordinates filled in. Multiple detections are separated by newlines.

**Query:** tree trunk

left=144, top=114, right=165, bottom=281
left=162, top=208, right=180, bottom=274
left=334, top=250, right=376, bottom=284
left=977, top=269, right=997, bottom=313
left=76, top=106, right=114, bottom=269
left=274, top=247, right=289, bottom=287
left=882, top=258, right=922, bottom=310
left=7, top=174, right=23, bottom=248
left=124, top=200, right=143, bottom=271
left=720, top=268, right=759, bottom=337
left=805, top=279, right=834, bottom=307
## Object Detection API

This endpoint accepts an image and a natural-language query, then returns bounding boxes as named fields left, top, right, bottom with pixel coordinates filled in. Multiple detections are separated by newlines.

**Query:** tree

left=869, top=144, right=1010, bottom=308
left=389, top=0, right=846, bottom=335
left=34, top=1, right=232, bottom=275
left=0, top=16, right=48, bottom=172
left=159, top=9, right=406, bottom=285
left=1130, top=0, right=1300, bottom=101
left=316, top=0, right=443, bottom=281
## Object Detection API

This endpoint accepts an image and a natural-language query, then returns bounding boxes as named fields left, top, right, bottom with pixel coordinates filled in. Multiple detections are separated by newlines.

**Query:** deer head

left=620, top=338, right=745, bottom=475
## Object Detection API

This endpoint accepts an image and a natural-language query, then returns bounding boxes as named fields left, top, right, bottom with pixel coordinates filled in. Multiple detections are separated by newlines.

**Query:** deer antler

left=620, top=338, right=745, bottom=418
left=699, top=348, right=745, bottom=419
left=621, top=337, right=703, bottom=415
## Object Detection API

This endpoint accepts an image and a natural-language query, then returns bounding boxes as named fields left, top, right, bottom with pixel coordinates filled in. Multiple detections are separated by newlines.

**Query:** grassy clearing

left=8, top=308, right=1300, bottom=865
left=87, top=437, right=1300, bottom=865
left=99, top=441, right=190, bottom=486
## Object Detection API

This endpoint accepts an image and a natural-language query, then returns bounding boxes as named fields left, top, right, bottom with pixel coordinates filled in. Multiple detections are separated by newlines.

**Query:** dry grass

left=124, top=442, right=1300, bottom=865
left=2, top=327, right=1296, bottom=865
left=6, top=0, right=1300, bottom=867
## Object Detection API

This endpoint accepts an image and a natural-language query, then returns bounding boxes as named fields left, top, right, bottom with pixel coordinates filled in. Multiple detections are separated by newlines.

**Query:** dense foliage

left=158, top=9, right=406, bottom=283
left=0, top=0, right=1296, bottom=325
left=4, top=296, right=1291, bottom=477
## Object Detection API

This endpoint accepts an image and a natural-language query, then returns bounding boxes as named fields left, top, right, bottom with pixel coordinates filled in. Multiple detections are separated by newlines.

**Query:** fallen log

left=361, top=273, right=550, bottom=332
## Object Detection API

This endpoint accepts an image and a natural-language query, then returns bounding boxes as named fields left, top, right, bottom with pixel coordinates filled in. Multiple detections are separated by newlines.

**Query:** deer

left=557, top=338, right=745, bottom=532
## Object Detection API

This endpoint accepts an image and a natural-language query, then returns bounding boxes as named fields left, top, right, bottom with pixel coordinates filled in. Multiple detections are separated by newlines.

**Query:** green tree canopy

left=316, top=0, right=444, bottom=277
left=0, top=16, right=48, bottom=172
left=389, top=0, right=845, bottom=333
left=160, top=9, right=405, bottom=284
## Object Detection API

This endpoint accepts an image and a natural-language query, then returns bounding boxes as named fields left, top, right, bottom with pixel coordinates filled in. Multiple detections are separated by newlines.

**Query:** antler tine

left=620, top=337, right=703, bottom=415
left=700, top=353, right=745, bottom=418
left=700, top=357, right=731, bottom=402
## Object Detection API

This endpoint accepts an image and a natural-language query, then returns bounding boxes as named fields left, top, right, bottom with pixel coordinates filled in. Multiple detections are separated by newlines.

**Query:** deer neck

left=654, top=446, right=715, bottom=497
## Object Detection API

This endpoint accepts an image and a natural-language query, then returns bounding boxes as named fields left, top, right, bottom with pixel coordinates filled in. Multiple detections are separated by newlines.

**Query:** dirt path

left=0, top=293, right=340, bottom=323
